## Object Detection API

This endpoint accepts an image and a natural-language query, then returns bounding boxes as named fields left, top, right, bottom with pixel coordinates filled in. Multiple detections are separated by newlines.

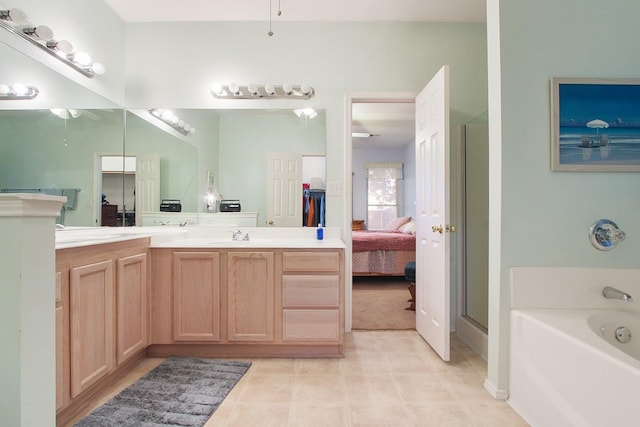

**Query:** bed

left=352, top=230, right=416, bottom=276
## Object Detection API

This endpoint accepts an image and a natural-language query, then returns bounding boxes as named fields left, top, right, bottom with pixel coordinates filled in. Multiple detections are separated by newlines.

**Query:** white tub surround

left=0, top=194, right=65, bottom=427
left=509, top=267, right=640, bottom=427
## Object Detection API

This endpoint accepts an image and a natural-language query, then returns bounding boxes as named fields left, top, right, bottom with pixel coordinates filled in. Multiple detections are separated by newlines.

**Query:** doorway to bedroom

left=350, top=99, right=417, bottom=330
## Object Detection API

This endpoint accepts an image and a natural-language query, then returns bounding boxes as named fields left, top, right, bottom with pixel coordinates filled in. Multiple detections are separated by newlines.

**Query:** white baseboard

left=483, top=378, right=509, bottom=400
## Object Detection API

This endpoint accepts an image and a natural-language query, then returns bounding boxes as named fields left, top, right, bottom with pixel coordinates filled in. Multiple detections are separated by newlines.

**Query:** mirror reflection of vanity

left=1, top=42, right=327, bottom=228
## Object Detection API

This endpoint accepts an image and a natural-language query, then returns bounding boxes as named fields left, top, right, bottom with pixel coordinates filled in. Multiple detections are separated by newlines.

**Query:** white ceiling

left=352, top=102, right=415, bottom=149
left=102, top=0, right=486, bottom=23
left=102, top=0, right=485, bottom=151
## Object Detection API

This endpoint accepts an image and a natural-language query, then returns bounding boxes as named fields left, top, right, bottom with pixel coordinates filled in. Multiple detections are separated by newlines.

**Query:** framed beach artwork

left=551, top=77, right=640, bottom=172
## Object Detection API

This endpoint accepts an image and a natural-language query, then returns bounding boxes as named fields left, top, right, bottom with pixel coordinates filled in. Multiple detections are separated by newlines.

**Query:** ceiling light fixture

left=0, top=7, right=105, bottom=77
left=267, top=0, right=283, bottom=36
left=148, top=109, right=196, bottom=136
left=352, top=132, right=380, bottom=138
left=210, top=83, right=315, bottom=100
left=0, top=83, right=39, bottom=100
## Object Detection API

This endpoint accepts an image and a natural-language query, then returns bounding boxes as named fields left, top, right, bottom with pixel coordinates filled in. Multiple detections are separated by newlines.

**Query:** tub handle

left=589, top=219, right=626, bottom=251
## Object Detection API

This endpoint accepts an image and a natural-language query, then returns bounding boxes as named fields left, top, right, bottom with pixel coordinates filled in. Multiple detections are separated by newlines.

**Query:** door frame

left=344, top=92, right=417, bottom=332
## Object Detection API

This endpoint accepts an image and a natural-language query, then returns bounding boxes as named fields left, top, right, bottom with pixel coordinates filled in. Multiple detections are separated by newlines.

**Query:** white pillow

left=399, top=221, right=416, bottom=235
left=384, top=216, right=411, bottom=231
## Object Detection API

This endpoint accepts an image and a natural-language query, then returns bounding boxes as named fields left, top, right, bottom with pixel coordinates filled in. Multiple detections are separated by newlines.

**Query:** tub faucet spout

left=602, top=286, right=634, bottom=302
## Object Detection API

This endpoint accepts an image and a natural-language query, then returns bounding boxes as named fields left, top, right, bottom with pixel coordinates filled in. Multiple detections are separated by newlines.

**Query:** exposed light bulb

left=69, top=51, right=91, bottom=66
left=228, top=82, right=240, bottom=96
left=248, top=83, right=259, bottom=96
left=210, top=83, right=224, bottom=96
left=282, top=83, right=293, bottom=95
left=300, top=84, right=312, bottom=95
left=23, top=25, right=54, bottom=41
left=0, top=84, right=11, bottom=95
left=46, top=39, right=74, bottom=54
left=91, top=62, right=106, bottom=75
left=12, top=83, right=28, bottom=95
left=0, top=8, right=28, bottom=25
left=264, top=84, right=276, bottom=96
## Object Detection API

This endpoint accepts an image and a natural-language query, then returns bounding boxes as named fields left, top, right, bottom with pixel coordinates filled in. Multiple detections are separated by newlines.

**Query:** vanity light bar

left=210, top=83, right=315, bottom=100
left=148, top=109, right=196, bottom=136
left=0, top=8, right=104, bottom=78
left=0, top=83, right=39, bottom=100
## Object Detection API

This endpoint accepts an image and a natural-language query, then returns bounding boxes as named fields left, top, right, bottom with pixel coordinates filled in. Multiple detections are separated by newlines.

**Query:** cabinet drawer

left=282, top=251, right=340, bottom=272
left=283, top=309, right=339, bottom=342
left=282, top=275, right=339, bottom=307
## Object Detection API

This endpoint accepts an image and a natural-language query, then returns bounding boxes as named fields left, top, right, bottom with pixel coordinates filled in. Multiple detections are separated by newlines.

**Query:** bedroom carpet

left=352, top=276, right=415, bottom=330
left=73, top=356, right=251, bottom=427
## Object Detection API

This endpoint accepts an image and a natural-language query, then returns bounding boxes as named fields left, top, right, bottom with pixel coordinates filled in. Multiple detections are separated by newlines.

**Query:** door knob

left=267, top=220, right=274, bottom=225
left=432, top=225, right=444, bottom=234
left=446, top=224, right=456, bottom=233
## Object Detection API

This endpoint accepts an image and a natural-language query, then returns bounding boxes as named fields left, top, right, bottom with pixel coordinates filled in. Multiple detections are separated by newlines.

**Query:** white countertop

left=56, top=226, right=345, bottom=250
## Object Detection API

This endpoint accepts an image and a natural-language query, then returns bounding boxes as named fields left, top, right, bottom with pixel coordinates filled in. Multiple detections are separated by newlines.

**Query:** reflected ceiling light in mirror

left=210, top=83, right=315, bottom=99
left=294, top=108, right=318, bottom=119
left=148, top=109, right=196, bottom=136
left=0, top=83, right=39, bottom=100
left=0, top=6, right=105, bottom=78
left=352, top=132, right=380, bottom=138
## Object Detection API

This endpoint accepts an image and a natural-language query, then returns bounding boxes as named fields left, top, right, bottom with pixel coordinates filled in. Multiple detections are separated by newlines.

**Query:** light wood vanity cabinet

left=173, top=252, right=221, bottom=341
left=227, top=251, right=275, bottom=342
left=56, top=240, right=150, bottom=418
left=281, top=251, right=342, bottom=343
left=149, top=247, right=343, bottom=356
left=69, top=259, right=115, bottom=398
left=116, top=253, right=148, bottom=364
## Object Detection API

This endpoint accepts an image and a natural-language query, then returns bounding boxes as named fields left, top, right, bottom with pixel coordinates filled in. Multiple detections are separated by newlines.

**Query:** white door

left=415, top=65, right=451, bottom=361
left=135, top=153, right=160, bottom=226
left=266, top=152, right=302, bottom=227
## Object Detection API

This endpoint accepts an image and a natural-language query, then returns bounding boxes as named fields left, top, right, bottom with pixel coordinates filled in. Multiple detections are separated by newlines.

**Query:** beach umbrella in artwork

left=587, top=119, right=609, bottom=136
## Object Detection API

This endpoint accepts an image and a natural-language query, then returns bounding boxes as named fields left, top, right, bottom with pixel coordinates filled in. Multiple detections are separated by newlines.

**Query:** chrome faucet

left=602, top=286, right=634, bottom=302
left=231, top=229, right=250, bottom=241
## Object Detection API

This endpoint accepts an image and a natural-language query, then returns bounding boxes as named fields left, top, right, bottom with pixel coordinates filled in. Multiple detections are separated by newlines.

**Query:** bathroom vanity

left=54, top=226, right=344, bottom=424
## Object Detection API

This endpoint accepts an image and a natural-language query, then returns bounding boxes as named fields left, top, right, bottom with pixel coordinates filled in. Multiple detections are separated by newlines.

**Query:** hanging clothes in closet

left=303, top=189, right=325, bottom=227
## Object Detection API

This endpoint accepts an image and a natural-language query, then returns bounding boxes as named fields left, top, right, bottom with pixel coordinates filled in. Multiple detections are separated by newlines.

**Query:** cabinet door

left=173, top=252, right=221, bottom=341
left=70, top=260, right=114, bottom=398
left=227, top=252, right=275, bottom=342
left=116, top=253, right=148, bottom=364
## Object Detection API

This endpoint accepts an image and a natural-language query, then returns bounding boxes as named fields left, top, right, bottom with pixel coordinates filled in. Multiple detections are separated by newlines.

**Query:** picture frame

left=551, top=77, right=640, bottom=172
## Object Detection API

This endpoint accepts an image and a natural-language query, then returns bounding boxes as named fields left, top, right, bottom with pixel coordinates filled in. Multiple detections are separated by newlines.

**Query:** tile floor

left=65, top=331, right=529, bottom=427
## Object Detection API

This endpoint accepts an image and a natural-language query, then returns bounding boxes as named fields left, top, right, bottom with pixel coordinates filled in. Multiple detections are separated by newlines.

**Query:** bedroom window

left=366, top=162, right=403, bottom=230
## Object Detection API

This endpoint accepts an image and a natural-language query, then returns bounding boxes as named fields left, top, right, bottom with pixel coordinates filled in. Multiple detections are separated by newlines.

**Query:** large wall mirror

left=124, top=108, right=326, bottom=227
left=1, top=40, right=326, bottom=227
